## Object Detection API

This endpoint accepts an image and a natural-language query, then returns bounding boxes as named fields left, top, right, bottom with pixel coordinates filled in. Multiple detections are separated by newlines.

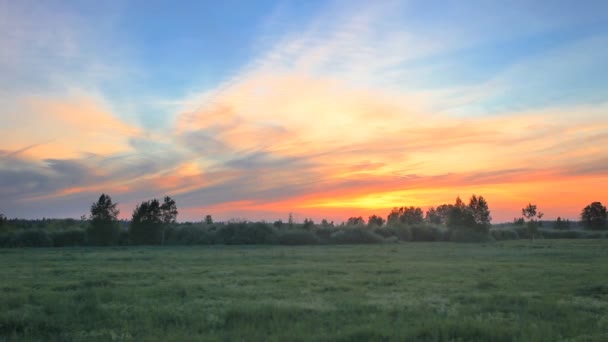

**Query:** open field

left=1, top=240, right=608, bottom=341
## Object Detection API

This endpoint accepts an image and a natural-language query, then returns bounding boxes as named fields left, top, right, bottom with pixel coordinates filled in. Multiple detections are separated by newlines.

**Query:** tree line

left=0, top=194, right=606, bottom=247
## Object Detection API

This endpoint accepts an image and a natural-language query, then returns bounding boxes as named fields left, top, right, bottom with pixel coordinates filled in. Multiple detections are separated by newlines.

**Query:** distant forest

left=1, top=194, right=606, bottom=248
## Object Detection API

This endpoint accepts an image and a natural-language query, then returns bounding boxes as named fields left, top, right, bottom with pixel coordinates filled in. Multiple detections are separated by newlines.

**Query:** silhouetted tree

left=205, top=215, right=213, bottom=225
left=554, top=217, right=571, bottom=230
left=468, top=195, right=492, bottom=233
left=0, top=213, right=6, bottom=232
left=273, top=219, right=283, bottom=228
left=130, top=199, right=163, bottom=245
left=387, top=208, right=400, bottom=225
left=321, top=219, right=334, bottom=228
left=447, top=196, right=475, bottom=230
left=303, top=218, right=315, bottom=230
left=581, top=202, right=607, bottom=230
left=160, top=196, right=178, bottom=245
left=387, top=206, right=424, bottom=225
left=522, top=203, right=542, bottom=240
left=425, top=207, right=442, bottom=225
left=435, top=204, right=453, bottom=225
left=347, top=216, right=365, bottom=226
left=88, top=194, right=120, bottom=245
left=368, top=215, right=385, bottom=227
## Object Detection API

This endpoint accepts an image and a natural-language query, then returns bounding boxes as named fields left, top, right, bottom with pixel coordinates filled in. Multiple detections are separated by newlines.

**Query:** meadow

left=1, top=240, right=608, bottom=341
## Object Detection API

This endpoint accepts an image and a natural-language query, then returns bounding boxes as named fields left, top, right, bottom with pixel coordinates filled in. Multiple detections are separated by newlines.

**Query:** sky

left=1, top=0, right=607, bottom=223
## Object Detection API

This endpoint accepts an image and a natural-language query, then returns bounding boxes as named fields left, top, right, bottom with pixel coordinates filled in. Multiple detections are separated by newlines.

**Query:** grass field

left=1, top=240, right=608, bottom=341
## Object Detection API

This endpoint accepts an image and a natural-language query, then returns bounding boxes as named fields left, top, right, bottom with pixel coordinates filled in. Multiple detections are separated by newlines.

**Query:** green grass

left=1, top=240, right=608, bottom=341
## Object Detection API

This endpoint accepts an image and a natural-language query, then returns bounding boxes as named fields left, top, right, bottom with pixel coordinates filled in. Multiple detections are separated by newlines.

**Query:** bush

left=449, top=229, right=492, bottom=242
left=218, top=222, right=278, bottom=245
left=314, top=227, right=335, bottom=242
left=538, top=229, right=607, bottom=239
left=278, top=229, right=319, bottom=245
left=50, top=229, right=87, bottom=247
left=170, top=225, right=216, bottom=245
left=0, top=232, right=15, bottom=247
left=373, top=227, right=395, bottom=238
left=88, top=222, right=120, bottom=246
left=329, top=228, right=383, bottom=244
left=411, top=225, right=445, bottom=241
left=490, top=229, right=519, bottom=241
left=12, top=229, right=53, bottom=247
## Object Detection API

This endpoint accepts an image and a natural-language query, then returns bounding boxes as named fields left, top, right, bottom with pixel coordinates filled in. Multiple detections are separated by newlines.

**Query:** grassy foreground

left=1, top=240, right=608, bottom=341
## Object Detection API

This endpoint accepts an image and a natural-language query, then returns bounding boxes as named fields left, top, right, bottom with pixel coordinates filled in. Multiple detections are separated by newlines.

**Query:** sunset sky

left=1, top=0, right=607, bottom=223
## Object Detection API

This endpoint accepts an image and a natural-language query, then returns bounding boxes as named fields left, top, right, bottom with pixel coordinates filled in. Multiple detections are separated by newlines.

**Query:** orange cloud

left=3, top=95, right=140, bottom=160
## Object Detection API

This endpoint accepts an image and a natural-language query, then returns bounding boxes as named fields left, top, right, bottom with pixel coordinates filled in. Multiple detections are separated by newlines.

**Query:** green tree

left=581, top=202, right=607, bottom=230
left=88, top=194, right=120, bottom=245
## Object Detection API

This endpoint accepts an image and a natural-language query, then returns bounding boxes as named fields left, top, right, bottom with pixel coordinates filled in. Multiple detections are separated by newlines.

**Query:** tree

left=160, top=196, right=178, bottom=245
left=89, top=194, right=120, bottom=245
left=425, top=207, right=442, bottom=225
left=521, top=203, right=541, bottom=240
left=347, top=216, right=365, bottom=226
left=303, top=218, right=315, bottom=230
left=387, top=206, right=424, bottom=225
left=131, top=199, right=162, bottom=245
left=387, top=208, right=400, bottom=225
left=320, top=219, right=334, bottom=228
left=468, top=195, right=492, bottom=233
left=554, top=217, right=571, bottom=230
left=0, top=213, right=6, bottom=233
left=522, top=203, right=537, bottom=221
left=447, top=196, right=475, bottom=230
left=204, top=215, right=213, bottom=225
left=368, top=215, right=385, bottom=227
left=581, top=202, right=607, bottom=230
left=130, top=196, right=178, bottom=245
left=435, top=204, right=453, bottom=225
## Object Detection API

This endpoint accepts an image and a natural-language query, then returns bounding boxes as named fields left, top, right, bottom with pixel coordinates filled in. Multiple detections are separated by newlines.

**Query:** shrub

left=170, top=225, right=216, bottom=245
left=50, top=229, right=87, bottom=247
left=449, top=229, right=492, bottom=242
left=490, top=229, right=519, bottom=241
left=314, top=227, right=336, bottom=242
left=0, top=232, right=15, bottom=247
left=373, top=227, right=395, bottom=238
left=218, top=222, right=278, bottom=245
left=278, top=229, right=319, bottom=245
left=329, top=228, right=383, bottom=244
left=13, top=229, right=53, bottom=247
left=539, top=230, right=579, bottom=239
left=411, top=224, right=445, bottom=241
